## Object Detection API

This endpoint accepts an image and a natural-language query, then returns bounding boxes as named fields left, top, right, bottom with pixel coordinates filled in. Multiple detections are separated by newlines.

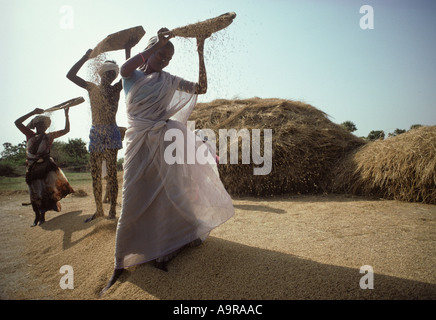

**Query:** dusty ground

left=0, top=182, right=435, bottom=300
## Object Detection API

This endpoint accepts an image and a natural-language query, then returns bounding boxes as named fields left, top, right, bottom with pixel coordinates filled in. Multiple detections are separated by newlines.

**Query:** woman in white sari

left=102, top=28, right=234, bottom=293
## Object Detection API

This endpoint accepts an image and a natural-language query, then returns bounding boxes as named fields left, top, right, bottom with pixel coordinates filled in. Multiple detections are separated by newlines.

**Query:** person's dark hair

left=166, top=41, right=175, bottom=53
left=144, top=36, right=174, bottom=53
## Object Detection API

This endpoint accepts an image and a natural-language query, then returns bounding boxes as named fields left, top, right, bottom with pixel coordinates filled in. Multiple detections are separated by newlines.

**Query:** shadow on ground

left=41, top=210, right=117, bottom=250
left=113, top=237, right=436, bottom=300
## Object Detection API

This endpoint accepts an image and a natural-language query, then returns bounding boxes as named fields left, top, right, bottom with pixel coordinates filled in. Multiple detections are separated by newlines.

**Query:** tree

left=367, top=130, right=385, bottom=141
left=0, top=138, right=90, bottom=176
left=341, top=121, right=357, bottom=133
left=64, top=138, right=88, bottom=162
left=0, top=141, right=27, bottom=176
left=51, top=138, right=89, bottom=168
left=1, top=141, right=27, bottom=165
left=410, top=124, right=423, bottom=130
left=388, top=128, right=406, bottom=138
left=117, top=158, right=124, bottom=171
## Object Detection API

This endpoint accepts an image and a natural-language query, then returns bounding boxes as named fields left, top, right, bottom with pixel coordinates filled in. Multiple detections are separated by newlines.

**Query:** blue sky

left=1, top=0, right=435, bottom=158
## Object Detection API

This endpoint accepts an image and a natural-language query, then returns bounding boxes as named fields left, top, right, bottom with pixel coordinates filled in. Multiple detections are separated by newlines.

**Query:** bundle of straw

left=189, top=98, right=365, bottom=196
left=331, top=126, right=436, bottom=204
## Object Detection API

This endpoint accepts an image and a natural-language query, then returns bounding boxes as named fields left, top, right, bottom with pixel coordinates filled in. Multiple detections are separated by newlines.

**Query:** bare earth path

left=1, top=186, right=435, bottom=300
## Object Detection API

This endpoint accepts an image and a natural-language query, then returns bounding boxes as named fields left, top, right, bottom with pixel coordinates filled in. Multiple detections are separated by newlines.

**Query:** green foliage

left=1, top=141, right=27, bottom=166
left=65, top=138, right=88, bottom=160
left=0, top=175, right=28, bottom=190
left=117, top=158, right=124, bottom=171
left=0, top=172, right=93, bottom=191
left=340, top=121, right=357, bottom=133
left=51, top=138, right=89, bottom=169
left=0, top=141, right=27, bottom=176
left=410, top=124, right=423, bottom=130
left=0, top=138, right=90, bottom=176
left=388, top=128, right=406, bottom=138
left=0, top=162, right=23, bottom=177
left=367, top=130, right=385, bottom=141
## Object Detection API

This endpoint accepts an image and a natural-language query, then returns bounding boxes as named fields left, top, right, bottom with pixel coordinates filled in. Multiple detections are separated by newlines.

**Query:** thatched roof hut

left=331, top=126, right=436, bottom=204
left=189, top=98, right=366, bottom=196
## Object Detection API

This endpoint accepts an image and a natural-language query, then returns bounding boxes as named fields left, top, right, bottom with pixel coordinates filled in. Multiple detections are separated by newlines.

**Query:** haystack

left=331, top=126, right=436, bottom=204
left=189, top=98, right=366, bottom=196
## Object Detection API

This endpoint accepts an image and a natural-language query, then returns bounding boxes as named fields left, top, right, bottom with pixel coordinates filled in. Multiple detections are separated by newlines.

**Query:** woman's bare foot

left=100, top=268, right=124, bottom=296
left=84, top=211, right=104, bottom=223
left=108, top=209, right=116, bottom=220
left=154, top=260, right=168, bottom=272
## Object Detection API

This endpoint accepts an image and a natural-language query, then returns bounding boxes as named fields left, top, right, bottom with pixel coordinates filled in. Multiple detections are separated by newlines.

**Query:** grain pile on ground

left=189, top=98, right=366, bottom=196
left=331, top=126, right=436, bottom=204
left=1, top=188, right=435, bottom=300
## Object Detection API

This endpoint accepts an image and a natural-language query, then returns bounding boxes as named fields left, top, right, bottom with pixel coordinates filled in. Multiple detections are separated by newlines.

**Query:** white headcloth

left=98, top=61, right=119, bottom=78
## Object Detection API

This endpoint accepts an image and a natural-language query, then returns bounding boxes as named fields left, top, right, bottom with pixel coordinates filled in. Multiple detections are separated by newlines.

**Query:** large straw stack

left=331, top=126, right=436, bottom=204
left=189, top=98, right=366, bottom=196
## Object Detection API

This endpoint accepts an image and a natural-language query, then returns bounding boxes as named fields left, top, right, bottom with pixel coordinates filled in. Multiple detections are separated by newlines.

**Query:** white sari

left=114, top=71, right=234, bottom=269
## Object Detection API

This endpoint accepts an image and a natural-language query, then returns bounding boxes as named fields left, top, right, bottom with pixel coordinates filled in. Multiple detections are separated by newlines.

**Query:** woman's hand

left=196, top=32, right=211, bottom=52
left=33, top=108, right=44, bottom=115
left=124, top=38, right=137, bottom=50
left=121, top=30, right=172, bottom=78
left=84, top=49, right=93, bottom=59
left=197, top=38, right=205, bottom=53
left=157, top=27, right=173, bottom=47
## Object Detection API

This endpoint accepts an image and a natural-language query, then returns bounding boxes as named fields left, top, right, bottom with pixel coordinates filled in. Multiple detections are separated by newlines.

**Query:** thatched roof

left=189, top=98, right=366, bottom=196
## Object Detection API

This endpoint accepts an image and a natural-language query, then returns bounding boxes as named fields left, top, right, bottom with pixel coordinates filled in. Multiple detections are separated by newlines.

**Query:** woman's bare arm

left=66, top=49, right=92, bottom=89
left=14, top=108, right=43, bottom=138
left=195, top=36, right=208, bottom=95
left=120, top=28, right=173, bottom=78
left=51, top=108, right=70, bottom=139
